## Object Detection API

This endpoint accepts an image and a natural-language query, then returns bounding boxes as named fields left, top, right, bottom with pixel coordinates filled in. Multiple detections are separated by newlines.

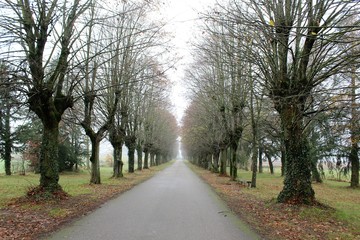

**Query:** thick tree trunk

left=125, top=136, right=136, bottom=173
left=277, top=103, right=315, bottom=204
left=90, top=138, right=101, bottom=184
left=109, top=126, right=125, bottom=178
left=128, top=147, right=135, bottom=173
left=219, top=147, right=227, bottom=175
left=39, top=124, right=61, bottom=191
left=137, top=144, right=143, bottom=171
left=28, top=89, right=72, bottom=192
left=113, top=144, right=124, bottom=178
left=144, top=149, right=149, bottom=169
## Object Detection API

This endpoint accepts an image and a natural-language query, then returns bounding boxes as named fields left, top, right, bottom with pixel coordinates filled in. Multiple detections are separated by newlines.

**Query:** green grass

left=230, top=168, right=360, bottom=231
left=0, top=173, right=38, bottom=208
left=0, top=166, right=131, bottom=208
left=48, top=208, right=69, bottom=218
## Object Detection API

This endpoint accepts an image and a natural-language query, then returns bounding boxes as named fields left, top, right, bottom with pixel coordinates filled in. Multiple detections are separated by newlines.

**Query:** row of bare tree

left=0, top=0, right=178, bottom=194
left=182, top=0, right=359, bottom=205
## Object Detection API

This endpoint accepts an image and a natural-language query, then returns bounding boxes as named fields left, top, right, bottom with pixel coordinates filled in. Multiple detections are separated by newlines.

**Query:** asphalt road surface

left=48, top=160, right=260, bottom=240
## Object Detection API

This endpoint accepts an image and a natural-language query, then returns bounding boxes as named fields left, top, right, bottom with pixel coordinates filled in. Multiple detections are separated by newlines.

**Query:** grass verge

left=0, top=161, right=174, bottom=239
left=188, top=162, right=360, bottom=240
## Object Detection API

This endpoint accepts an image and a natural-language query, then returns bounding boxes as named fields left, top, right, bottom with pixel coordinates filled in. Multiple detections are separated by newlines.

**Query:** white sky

left=100, top=0, right=216, bottom=157
left=159, top=0, right=216, bottom=123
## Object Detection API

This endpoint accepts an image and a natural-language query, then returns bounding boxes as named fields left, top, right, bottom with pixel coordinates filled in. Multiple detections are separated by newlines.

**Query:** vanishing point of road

left=48, top=160, right=260, bottom=240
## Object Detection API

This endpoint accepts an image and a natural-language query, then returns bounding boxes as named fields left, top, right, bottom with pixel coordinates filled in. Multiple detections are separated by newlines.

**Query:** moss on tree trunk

left=39, top=125, right=61, bottom=191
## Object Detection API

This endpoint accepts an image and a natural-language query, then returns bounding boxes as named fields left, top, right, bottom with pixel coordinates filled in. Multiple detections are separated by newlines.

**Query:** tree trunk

left=109, top=126, right=125, bottom=178
left=280, top=149, right=285, bottom=176
left=212, top=148, right=220, bottom=173
left=258, top=145, right=263, bottom=173
left=86, top=138, right=90, bottom=170
left=277, top=103, right=315, bottom=204
left=350, top=144, right=359, bottom=188
left=90, top=137, right=101, bottom=184
left=251, top=147, right=258, bottom=188
left=113, top=143, right=124, bottom=178
left=155, top=153, right=161, bottom=166
left=128, top=147, right=135, bottom=173
left=4, top=105, right=11, bottom=176
left=311, top=158, right=322, bottom=183
left=219, top=147, right=227, bottom=175
left=144, top=149, right=149, bottom=169
left=230, top=144, right=238, bottom=181
left=265, top=152, right=274, bottom=174
left=39, top=124, right=61, bottom=191
left=350, top=70, right=359, bottom=188
left=125, top=136, right=136, bottom=173
left=28, top=88, right=72, bottom=192
left=137, top=144, right=143, bottom=171
left=150, top=152, right=155, bottom=167
left=206, top=154, right=211, bottom=170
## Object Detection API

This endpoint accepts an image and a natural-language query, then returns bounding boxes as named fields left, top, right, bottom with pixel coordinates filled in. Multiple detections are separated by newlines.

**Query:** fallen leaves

left=189, top=164, right=360, bottom=240
left=0, top=168, right=165, bottom=240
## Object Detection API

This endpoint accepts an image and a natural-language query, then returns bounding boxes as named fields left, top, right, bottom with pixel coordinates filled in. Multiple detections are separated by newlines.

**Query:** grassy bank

left=189, top=162, right=360, bottom=240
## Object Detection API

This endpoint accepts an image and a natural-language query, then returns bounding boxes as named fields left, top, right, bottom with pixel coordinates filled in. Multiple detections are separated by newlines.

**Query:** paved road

left=48, top=160, right=259, bottom=240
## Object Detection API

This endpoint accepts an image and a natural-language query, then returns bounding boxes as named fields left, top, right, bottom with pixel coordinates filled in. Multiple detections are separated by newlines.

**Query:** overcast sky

left=160, top=0, right=216, bottom=123
left=100, top=0, right=216, bottom=157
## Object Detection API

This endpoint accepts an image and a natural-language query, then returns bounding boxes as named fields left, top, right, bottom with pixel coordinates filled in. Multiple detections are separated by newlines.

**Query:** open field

left=190, top=163, right=360, bottom=240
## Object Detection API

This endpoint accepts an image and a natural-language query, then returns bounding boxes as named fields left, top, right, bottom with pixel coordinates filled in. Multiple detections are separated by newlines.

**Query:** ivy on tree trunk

left=277, top=102, right=315, bottom=204
left=39, top=124, right=61, bottom=191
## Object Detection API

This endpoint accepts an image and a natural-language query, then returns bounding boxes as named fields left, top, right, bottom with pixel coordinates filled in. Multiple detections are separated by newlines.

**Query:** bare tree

left=224, top=0, right=360, bottom=204
left=77, top=0, right=123, bottom=184
left=0, top=0, right=90, bottom=193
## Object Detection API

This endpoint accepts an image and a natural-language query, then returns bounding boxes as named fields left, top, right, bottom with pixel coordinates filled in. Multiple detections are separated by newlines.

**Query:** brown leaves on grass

left=0, top=168, right=161, bottom=240
left=191, top=166, right=360, bottom=240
